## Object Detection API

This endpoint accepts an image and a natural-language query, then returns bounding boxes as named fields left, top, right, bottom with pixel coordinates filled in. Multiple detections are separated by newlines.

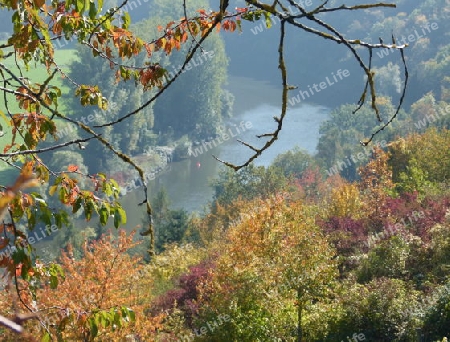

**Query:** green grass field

left=0, top=48, right=78, bottom=175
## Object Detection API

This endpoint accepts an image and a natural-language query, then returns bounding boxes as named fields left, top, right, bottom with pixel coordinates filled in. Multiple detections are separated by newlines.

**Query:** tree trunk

left=297, top=288, right=303, bottom=342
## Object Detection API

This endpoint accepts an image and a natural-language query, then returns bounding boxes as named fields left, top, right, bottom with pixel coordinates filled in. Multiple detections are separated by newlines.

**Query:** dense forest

left=0, top=0, right=449, bottom=341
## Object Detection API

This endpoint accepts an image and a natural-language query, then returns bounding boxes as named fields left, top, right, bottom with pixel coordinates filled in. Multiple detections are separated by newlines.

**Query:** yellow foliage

left=327, top=182, right=363, bottom=219
left=146, top=242, right=207, bottom=291
left=199, top=195, right=337, bottom=327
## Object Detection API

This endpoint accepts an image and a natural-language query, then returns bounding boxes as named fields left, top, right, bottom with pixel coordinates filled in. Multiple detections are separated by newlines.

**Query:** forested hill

left=224, top=0, right=450, bottom=107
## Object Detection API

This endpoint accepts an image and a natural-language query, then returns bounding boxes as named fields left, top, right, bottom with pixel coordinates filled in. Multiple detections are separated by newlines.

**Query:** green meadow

left=0, top=48, right=78, bottom=180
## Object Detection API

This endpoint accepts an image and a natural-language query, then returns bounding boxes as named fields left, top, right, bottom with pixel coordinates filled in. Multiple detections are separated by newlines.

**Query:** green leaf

left=41, top=332, right=51, bottom=342
left=85, top=200, right=96, bottom=221
left=103, top=18, right=111, bottom=30
left=40, top=209, right=52, bottom=226
left=54, top=211, right=69, bottom=229
left=99, top=205, right=109, bottom=225
left=12, top=248, right=26, bottom=264
left=24, top=132, right=34, bottom=148
left=122, top=12, right=131, bottom=29
left=119, top=207, right=127, bottom=224
left=114, top=209, right=120, bottom=228
left=58, top=187, right=68, bottom=203
left=41, top=29, right=51, bottom=45
left=97, top=172, right=106, bottom=180
left=73, top=197, right=83, bottom=214
left=54, top=213, right=63, bottom=228
left=121, top=307, right=135, bottom=322
left=98, top=311, right=109, bottom=328
left=264, top=12, right=272, bottom=29
left=113, top=311, right=121, bottom=328
left=48, top=263, right=65, bottom=282
left=89, top=318, right=98, bottom=338
left=54, top=175, right=63, bottom=185
left=103, top=182, right=112, bottom=196
left=50, top=274, right=58, bottom=289
left=109, top=179, right=120, bottom=198
left=128, top=309, right=135, bottom=322
left=27, top=210, right=36, bottom=230
left=89, top=1, right=97, bottom=19
left=76, top=0, right=84, bottom=12
left=11, top=11, right=20, bottom=29
left=113, top=207, right=127, bottom=228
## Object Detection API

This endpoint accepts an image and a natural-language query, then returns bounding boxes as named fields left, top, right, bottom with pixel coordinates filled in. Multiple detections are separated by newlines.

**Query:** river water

left=120, top=76, right=330, bottom=229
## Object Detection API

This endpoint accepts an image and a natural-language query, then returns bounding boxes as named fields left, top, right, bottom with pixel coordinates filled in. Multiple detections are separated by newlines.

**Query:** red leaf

left=16, top=263, right=22, bottom=277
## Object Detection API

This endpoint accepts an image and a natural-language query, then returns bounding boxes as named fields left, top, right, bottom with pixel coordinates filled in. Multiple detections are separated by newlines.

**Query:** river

left=119, top=75, right=330, bottom=229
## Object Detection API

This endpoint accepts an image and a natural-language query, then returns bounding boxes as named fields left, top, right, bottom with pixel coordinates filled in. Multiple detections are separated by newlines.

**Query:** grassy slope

left=0, top=48, right=78, bottom=176
left=0, top=49, right=76, bottom=185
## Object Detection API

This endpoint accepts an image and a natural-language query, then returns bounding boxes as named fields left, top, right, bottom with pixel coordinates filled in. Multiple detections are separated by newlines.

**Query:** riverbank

left=109, top=146, right=174, bottom=189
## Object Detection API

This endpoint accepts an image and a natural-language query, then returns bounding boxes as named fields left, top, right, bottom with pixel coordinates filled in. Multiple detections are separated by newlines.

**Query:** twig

left=0, top=137, right=97, bottom=157
left=214, top=18, right=289, bottom=170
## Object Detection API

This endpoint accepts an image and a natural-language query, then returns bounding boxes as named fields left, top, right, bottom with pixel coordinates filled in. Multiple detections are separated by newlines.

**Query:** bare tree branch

left=361, top=35, right=409, bottom=145
left=0, top=314, right=24, bottom=333
left=0, top=137, right=97, bottom=157
left=213, top=0, right=408, bottom=170
left=214, top=18, right=289, bottom=170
